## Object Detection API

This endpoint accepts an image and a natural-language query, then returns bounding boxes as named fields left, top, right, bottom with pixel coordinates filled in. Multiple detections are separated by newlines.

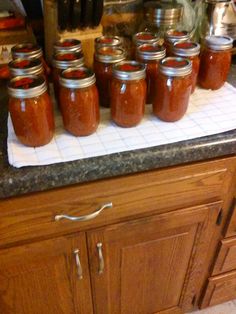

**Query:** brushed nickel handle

left=55, top=202, right=113, bottom=222
left=74, top=249, right=83, bottom=279
left=97, top=242, right=104, bottom=274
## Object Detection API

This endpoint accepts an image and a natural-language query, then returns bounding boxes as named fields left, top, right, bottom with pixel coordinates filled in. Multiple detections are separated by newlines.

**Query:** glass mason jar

left=153, top=57, right=192, bottom=122
left=136, top=43, right=166, bottom=103
left=59, top=67, right=100, bottom=136
left=93, top=46, right=126, bottom=107
left=111, top=61, right=147, bottom=127
left=8, top=75, right=55, bottom=147
left=172, top=41, right=200, bottom=93
left=94, top=36, right=123, bottom=51
left=11, top=43, right=50, bottom=76
left=52, top=51, right=84, bottom=103
left=164, top=30, right=190, bottom=56
left=53, top=38, right=82, bottom=54
left=132, top=31, right=160, bottom=59
left=198, top=35, right=233, bottom=90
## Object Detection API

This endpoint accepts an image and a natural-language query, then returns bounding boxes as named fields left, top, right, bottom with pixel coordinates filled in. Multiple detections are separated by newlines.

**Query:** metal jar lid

left=137, top=44, right=166, bottom=61
left=164, top=30, right=190, bottom=43
left=133, top=32, right=160, bottom=46
left=112, top=61, right=146, bottom=81
left=53, top=38, right=82, bottom=53
left=59, top=67, right=96, bottom=89
left=95, top=47, right=126, bottom=64
left=52, top=52, right=84, bottom=69
left=173, top=41, right=200, bottom=57
left=159, top=57, right=192, bottom=77
left=204, top=35, right=233, bottom=51
left=95, top=36, right=122, bottom=49
left=8, top=75, right=47, bottom=99
left=8, top=58, right=44, bottom=76
left=11, top=43, right=43, bottom=60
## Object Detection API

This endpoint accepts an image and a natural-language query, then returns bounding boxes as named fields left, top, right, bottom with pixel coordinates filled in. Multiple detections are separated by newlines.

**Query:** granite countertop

left=0, top=64, right=236, bottom=199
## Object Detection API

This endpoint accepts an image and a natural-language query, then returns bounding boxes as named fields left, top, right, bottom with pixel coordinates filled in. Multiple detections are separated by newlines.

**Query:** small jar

left=59, top=67, right=100, bottom=136
left=153, top=57, right=192, bottom=122
left=53, top=38, right=82, bottom=54
left=198, top=35, right=233, bottom=90
left=111, top=61, right=146, bottom=127
left=52, top=51, right=84, bottom=102
left=164, top=30, right=190, bottom=56
left=132, top=32, right=160, bottom=59
left=93, top=46, right=126, bottom=107
left=8, top=75, right=55, bottom=147
left=94, top=36, right=123, bottom=51
left=136, top=43, right=166, bottom=103
left=172, top=41, right=200, bottom=93
left=11, top=43, right=50, bottom=76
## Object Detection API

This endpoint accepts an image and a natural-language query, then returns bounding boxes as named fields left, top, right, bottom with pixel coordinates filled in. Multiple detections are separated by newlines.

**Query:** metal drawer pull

left=74, top=249, right=83, bottom=279
left=97, top=242, right=104, bottom=274
left=54, top=202, right=113, bottom=222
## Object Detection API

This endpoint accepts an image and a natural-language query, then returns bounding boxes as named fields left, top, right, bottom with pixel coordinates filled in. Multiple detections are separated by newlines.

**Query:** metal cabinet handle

left=54, top=202, right=113, bottom=222
left=97, top=242, right=104, bottom=274
left=74, top=249, right=83, bottom=279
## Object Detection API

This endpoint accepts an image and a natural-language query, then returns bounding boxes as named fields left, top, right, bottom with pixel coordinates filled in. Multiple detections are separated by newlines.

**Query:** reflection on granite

left=0, top=66, right=236, bottom=199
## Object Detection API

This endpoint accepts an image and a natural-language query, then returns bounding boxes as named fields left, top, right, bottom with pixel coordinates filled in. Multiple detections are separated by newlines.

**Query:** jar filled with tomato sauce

left=53, top=38, right=82, bottom=53
left=8, top=75, right=55, bottom=147
left=111, top=61, right=147, bottom=127
left=95, top=36, right=123, bottom=51
left=132, top=32, right=160, bottom=59
left=153, top=57, right=192, bottom=122
left=198, top=35, right=233, bottom=90
left=164, top=30, right=190, bottom=56
left=93, top=46, right=126, bottom=107
left=52, top=51, right=84, bottom=102
left=59, top=67, right=99, bottom=136
left=11, top=43, right=50, bottom=76
left=172, top=41, right=200, bottom=93
left=136, top=43, right=166, bottom=103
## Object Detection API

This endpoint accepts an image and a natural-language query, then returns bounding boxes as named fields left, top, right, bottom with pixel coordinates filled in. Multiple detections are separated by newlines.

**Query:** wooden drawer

left=0, top=159, right=231, bottom=248
left=201, top=270, right=236, bottom=308
left=225, top=198, right=236, bottom=237
left=212, top=237, right=236, bottom=275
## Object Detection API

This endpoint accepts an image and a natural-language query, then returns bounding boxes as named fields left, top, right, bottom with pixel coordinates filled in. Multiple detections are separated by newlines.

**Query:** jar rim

left=54, top=38, right=82, bottom=53
left=205, top=35, right=233, bottom=50
left=173, top=41, right=200, bottom=56
left=52, top=52, right=84, bottom=69
left=112, top=61, right=146, bottom=80
left=95, top=36, right=122, bottom=49
left=137, top=44, right=166, bottom=61
left=133, top=32, right=160, bottom=45
left=95, top=47, right=126, bottom=63
left=11, top=43, right=43, bottom=59
left=9, top=58, right=43, bottom=76
left=59, top=67, right=96, bottom=88
left=159, top=57, right=192, bottom=76
left=164, top=30, right=190, bottom=43
left=8, top=75, right=47, bottom=98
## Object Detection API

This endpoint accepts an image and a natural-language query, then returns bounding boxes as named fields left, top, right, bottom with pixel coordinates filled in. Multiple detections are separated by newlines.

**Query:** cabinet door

left=0, top=233, right=93, bottom=314
left=87, top=202, right=221, bottom=314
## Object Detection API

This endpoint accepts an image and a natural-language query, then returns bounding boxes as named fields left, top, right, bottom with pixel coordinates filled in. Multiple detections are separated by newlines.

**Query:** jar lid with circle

left=11, top=43, right=43, bottom=60
left=159, top=57, right=192, bottom=76
left=95, top=36, right=123, bottom=50
left=9, top=58, right=44, bottom=77
left=95, top=47, right=126, bottom=64
left=8, top=75, right=47, bottom=98
left=112, top=61, right=146, bottom=80
left=173, top=41, right=200, bottom=57
left=137, top=43, right=166, bottom=61
left=52, top=52, right=84, bottom=69
left=133, top=32, right=160, bottom=46
left=59, top=67, right=96, bottom=89
left=53, top=39, right=82, bottom=53
left=164, top=30, right=190, bottom=44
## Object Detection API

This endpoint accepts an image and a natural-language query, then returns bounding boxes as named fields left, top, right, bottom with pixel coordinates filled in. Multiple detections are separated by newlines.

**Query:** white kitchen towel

left=7, top=82, right=236, bottom=168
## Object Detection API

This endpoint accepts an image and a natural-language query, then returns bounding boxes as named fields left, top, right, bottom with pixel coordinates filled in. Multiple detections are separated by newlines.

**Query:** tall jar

left=53, top=39, right=82, bottom=54
left=11, top=43, right=50, bottom=76
left=59, top=67, right=100, bottom=136
left=111, top=61, right=147, bottom=127
left=136, top=43, right=166, bottom=103
left=153, top=57, right=192, bottom=122
left=198, top=35, right=233, bottom=90
left=8, top=75, right=55, bottom=147
left=93, top=46, right=126, bottom=107
left=52, top=51, right=84, bottom=103
left=172, top=41, right=200, bottom=93
left=164, top=30, right=190, bottom=56
left=132, top=32, right=160, bottom=59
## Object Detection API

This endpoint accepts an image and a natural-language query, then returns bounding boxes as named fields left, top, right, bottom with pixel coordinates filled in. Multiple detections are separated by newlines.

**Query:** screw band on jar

left=133, top=32, right=160, bottom=46
left=52, top=52, right=84, bottom=69
left=59, top=67, right=96, bottom=89
left=164, top=30, right=190, bottom=44
left=112, top=61, right=146, bottom=81
left=204, top=35, right=233, bottom=51
left=137, top=43, right=166, bottom=61
left=95, top=36, right=123, bottom=50
left=11, top=43, right=43, bottom=60
left=8, top=75, right=47, bottom=99
left=9, top=58, right=44, bottom=77
left=159, top=57, right=192, bottom=77
left=95, top=47, right=126, bottom=64
left=53, top=39, right=82, bottom=53
left=173, top=41, right=200, bottom=57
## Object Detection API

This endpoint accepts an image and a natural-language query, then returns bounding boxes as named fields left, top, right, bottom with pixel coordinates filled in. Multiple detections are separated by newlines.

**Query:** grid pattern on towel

left=7, top=82, right=236, bottom=168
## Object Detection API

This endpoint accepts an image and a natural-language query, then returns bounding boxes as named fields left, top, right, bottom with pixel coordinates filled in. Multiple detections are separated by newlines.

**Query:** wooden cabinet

left=0, top=157, right=236, bottom=314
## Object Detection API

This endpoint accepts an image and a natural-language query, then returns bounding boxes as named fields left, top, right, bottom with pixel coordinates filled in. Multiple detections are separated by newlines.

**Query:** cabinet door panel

left=0, top=234, right=93, bottom=314
left=87, top=202, right=221, bottom=314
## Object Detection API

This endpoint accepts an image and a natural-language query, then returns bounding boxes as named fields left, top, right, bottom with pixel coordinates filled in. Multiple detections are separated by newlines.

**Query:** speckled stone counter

left=0, top=64, right=236, bottom=199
